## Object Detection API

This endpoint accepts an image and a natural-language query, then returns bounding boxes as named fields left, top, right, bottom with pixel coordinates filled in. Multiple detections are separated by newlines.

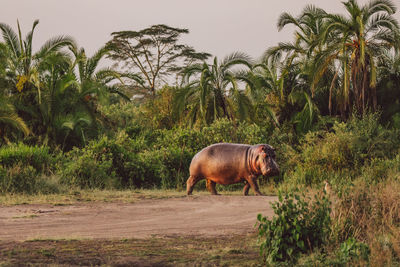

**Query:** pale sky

left=1, top=0, right=400, bottom=61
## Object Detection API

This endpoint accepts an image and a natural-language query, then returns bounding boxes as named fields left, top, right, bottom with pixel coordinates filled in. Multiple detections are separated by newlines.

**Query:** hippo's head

left=257, top=145, right=279, bottom=176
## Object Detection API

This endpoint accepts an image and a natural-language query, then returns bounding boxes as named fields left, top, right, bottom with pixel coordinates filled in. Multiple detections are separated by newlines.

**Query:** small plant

left=256, top=190, right=331, bottom=264
left=337, top=237, right=370, bottom=263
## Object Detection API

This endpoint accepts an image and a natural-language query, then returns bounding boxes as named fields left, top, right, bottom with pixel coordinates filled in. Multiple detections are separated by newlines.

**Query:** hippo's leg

left=187, top=175, right=202, bottom=195
left=243, top=182, right=250, bottom=196
left=246, top=176, right=263, bottom=196
left=206, top=179, right=219, bottom=195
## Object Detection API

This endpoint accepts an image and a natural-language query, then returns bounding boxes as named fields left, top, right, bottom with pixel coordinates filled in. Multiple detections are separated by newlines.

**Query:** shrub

left=129, top=147, right=192, bottom=189
left=359, top=155, right=400, bottom=184
left=0, top=144, right=60, bottom=194
left=60, top=130, right=194, bottom=190
left=157, top=127, right=205, bottom=153
left=0, top=143, right=54, bottom=174
left=61, top=151, right=116, bottom=189
left=336, top=237, right=370, bottom=264
left=329, top=179, right=400, bottom=265
left=0, top=164, right=36, bottom=194
left=60, top=134, right=125, bottom=189
left=256, top=190, right=331, bottom=264
left=283, top=112, right=400, bottom=187
left=331, top=179, right=400, bottom=241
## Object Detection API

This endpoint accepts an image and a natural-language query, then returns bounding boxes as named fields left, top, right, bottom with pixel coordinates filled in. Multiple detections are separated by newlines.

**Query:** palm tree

left=0, top=95, right=29, bottom=143
left=0, top=20, right=74, bottom=98
left=0, top=20, right=75, bottom=139
left=38, top=45, right=122, bottom=148
left=250, top=55, right=319, bottom=133
left=314, top=0, right=400, bottom=117
left=69, top=46, right=136, bottom=132
left=266, top=5, right=336, bottom=109
left=248, top=57, right=288, bottom=125
left=376, top=49, right=400, bottom=122
left=37, top=50, right=80, bottom=146
left=0, top=32, right=29, bottom=143
left=174, top=52, right=253, bottom=125
left=270, top=5, right=327, bottom=60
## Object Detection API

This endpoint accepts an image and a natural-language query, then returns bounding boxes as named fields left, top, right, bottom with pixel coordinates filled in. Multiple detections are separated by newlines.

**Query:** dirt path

left=0, top=195, right=277, bottom=241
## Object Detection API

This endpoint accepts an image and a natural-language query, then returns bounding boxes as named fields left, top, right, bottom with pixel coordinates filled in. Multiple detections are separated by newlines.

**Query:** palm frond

left=0, top=22, right=20, bottom=57
left=86, top=46, right=109, bottom=77
left=24, top=20, right=39, bottom=62
left=0, top=100, right=30, bottom=136
left=367, top=0, right=396, bottom=16
left=35, top=35, right=76, bottom=59
left=277, top=12, right=302, bottom=31
left=367, top=13, right=400, bottom=33
left=221, top=52, right=253, bottom=69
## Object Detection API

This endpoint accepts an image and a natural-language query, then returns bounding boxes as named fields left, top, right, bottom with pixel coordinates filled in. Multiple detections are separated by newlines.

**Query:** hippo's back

left=189, top=143, right=251, bottom=182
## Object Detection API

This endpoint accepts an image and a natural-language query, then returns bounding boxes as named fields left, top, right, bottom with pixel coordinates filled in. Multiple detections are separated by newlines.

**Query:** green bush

left=0, top=144, right=60, bottom=194
left=0, top=164, right=36, bottom=194
left=60, top=130, right=194, bottom=190
left=61, top=150, right=116, bottom=189
left=123, top=147, right=192, bottom=189
left=60, top=134, right=126, bottom=189
left=283, top=113, right=400, bottom=187
left=157, top=127, right=205, bottom=153
left=359, top=156, right=400, bottom=184
left=256, top=190, right=331, bottom=264
left=336, top=237, right=370, bottom=264
left=0, top=143, right=54, bottom=173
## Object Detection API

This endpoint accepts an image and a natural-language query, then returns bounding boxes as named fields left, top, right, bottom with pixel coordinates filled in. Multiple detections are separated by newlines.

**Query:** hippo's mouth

left=263, top=167, right=279, bottom=176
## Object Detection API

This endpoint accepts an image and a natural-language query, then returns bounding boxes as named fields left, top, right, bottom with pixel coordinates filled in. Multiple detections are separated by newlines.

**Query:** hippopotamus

left=186, top=143, right=279, bottom=196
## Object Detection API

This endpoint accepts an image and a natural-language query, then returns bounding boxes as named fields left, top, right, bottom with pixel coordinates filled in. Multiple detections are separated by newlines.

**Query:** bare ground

left=0, top=195, right=276, bottom=266
left=0, top=195, right=276, bottom=241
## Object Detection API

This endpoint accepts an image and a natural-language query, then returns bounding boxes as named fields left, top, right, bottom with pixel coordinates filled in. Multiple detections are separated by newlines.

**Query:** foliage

left=256, top=190, right=331, bottom=264
left=285, top=112, right=400, bottom=186
left=336, top=237, right=370, bottom=263
left=60, top=130, right=193, bottom=190
left=175, top=52, right=254, bottom=125
left=0, top=164, right=37, bottom=194
left=107, top=24, right=210, bottom=96
left=0, top=143, right=59, bottom=194
left=59, top=118, right=281, bottom=191
left=0, top=5, right=400, bottom=265
left=0, top=143, right=54, bottom=173
left=0, top=94, right=30, bottom=143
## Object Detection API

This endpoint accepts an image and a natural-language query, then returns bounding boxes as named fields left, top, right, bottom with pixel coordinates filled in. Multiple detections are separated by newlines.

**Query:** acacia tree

left=107, top=24, right=210, bottom=97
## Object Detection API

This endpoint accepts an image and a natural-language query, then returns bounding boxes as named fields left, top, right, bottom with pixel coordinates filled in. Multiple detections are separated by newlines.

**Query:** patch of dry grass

left=330, top=179, right=400, bottom=265
left=0, top=189, right=187, bottom=206
left=0, top=234, right=261, bottom=266
left=0, top=182, right=277, bottom=206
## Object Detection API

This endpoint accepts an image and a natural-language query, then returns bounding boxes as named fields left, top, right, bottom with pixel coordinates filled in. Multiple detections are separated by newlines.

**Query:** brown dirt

left=0, top=234, right=262, bottom=266
left=0, top=195, right=277, bottom=241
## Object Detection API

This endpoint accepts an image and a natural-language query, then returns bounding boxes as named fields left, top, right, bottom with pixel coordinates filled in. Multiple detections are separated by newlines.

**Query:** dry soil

left=0, top=195, right=277, bottom=241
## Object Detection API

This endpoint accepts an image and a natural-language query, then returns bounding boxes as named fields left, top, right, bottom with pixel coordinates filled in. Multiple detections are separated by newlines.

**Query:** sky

left=1, top=0, right=400, bottom=61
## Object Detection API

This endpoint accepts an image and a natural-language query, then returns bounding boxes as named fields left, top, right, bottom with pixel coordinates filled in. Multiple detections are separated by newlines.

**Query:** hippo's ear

left=258, top=145, right=268, bottom=152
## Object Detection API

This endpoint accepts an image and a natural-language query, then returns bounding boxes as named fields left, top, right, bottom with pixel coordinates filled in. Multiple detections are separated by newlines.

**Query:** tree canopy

left=107, top=24, right=210, bottom=97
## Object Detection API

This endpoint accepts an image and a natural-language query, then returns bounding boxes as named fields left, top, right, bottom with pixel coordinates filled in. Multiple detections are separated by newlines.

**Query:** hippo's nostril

left=261, top=167, right=269, bottom=176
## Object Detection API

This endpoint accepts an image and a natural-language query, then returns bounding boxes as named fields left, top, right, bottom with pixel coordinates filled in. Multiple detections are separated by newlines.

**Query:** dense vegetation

left=1, top=0, right=400, bottom=264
